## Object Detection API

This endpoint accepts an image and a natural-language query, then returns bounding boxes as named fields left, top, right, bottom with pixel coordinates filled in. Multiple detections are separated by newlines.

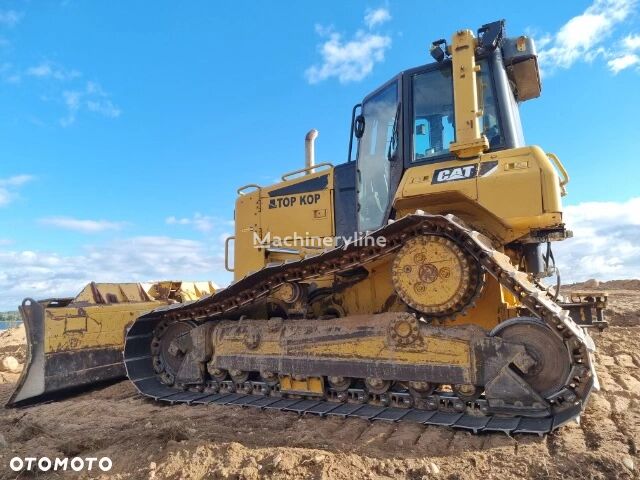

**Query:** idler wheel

left=490, top=317, right=572, bottom=398
left=153, top=320, right=197, bottom=386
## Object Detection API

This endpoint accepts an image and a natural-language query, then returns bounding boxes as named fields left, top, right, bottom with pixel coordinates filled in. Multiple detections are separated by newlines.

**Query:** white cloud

left=166, top=213, right=232, bottom=233
left=0, top=174, right=34, bottom=207
left=607, top=33, right=640, bottom=72
left=86, top=98, right=121, bottom=118
left=21, top=61, right=120, bottom=126
left=0, top=10, right=22, bottom=28
left=60, top=90, right=82, bottom=126
left=26, top=61, right=81, bottom=81
left=0, top=236, right=229, bottom=310
left=306, top=30, right=392, bottom=84
left=27, top=64, right=53, bottom=77
left=0, top=175, right=34, bottom=187
left=305, top=8, right=392, bottom=84
left=623, top=33, right=640, bottom=50
left=0, top=18, right=122, bottom=123
left=59, top=81, right=121, bottom=126
left=39, top=216, right=126, bottom=233
left=364, top=8, right=391, bottom=29
left=608, top=53, right=640, bottom=72
left=536, top=0, right=637, bottom=72
left=553, top=197, right=640, bottom=282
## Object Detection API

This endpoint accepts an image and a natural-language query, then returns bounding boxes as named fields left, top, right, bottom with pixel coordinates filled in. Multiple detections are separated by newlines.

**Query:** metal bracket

left=224, top=236, right=235, bottom=272
left=237, top=184, right=261, bottom=195
left=546, top=152, right=570, bottom=196
left=281, top=162, right=333, bottom=182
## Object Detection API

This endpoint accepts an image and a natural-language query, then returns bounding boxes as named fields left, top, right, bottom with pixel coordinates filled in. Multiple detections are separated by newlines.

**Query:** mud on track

left=0, top=287, right=638, bottom=479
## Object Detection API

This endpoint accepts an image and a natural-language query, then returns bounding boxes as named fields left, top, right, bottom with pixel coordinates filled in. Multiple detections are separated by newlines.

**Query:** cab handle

left=224, top=236, right=235, bottom=272
left=237, top=184, right=261, bottom=195
left=281, top=162, right=333, bottom=182
left=546, top=152, right=569, bottom=196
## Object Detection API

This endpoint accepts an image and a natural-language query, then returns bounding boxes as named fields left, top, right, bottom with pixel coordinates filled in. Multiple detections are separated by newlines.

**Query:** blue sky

left=1, top=0, right=639, bottom=309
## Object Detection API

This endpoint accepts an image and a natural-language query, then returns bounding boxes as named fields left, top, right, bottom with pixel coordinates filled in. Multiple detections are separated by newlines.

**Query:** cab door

left=356, top=78, right=400, bottom=232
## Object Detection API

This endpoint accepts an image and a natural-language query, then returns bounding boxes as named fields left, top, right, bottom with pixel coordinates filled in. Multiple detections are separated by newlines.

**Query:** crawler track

left=131, top=385, right=584, bottom=435
left=124, top=213, right=597, bottom=434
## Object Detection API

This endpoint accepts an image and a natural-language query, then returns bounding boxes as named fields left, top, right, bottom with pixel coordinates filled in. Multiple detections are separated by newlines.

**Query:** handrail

left=237, top=184, right=261, bottom=195
left=546, top=152, right=569, bottom=196
left=224, top=236, right=235, bottom=272
left=281, top=162, right=333, bottom=182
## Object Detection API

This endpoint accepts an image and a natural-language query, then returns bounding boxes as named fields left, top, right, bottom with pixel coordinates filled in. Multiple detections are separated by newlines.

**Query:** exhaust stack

left=305, top=129, right=319, bottom=174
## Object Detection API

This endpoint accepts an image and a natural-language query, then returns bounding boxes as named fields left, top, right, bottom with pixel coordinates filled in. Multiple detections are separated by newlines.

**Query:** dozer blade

left=7, top=281, right=216, bottom=407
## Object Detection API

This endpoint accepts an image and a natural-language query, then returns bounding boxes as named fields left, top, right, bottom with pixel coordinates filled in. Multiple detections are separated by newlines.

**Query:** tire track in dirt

left=2, top=296, right=640, bottom=479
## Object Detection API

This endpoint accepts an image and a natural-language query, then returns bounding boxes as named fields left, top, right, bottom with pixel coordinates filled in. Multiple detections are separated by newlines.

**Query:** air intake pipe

left=305, top=129, right=319, bottom=175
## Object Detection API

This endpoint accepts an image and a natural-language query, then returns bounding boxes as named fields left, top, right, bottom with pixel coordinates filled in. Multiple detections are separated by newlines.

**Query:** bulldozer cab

left=230, top=20, right=550, bottom=280
left=349, top=20, right=536, bottom=234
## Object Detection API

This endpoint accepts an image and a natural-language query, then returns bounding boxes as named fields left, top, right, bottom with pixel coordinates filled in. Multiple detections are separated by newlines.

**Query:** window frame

left=401, top=52, right=508, bottom=170
left=406, top=60, right=457, bottom=164
left=355, top=75, right=402, bottom=233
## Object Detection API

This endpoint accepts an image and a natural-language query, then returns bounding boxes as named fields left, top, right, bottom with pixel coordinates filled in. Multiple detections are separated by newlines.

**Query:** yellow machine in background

left=8, top=281, right=216, bottom=406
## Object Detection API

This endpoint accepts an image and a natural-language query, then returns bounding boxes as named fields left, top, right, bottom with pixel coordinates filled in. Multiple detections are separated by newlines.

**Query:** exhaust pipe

left=305, top=129, right=319, bottom=175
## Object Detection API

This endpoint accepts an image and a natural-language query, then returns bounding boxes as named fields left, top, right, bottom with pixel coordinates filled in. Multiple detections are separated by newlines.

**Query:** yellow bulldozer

left=10, top=20, right=607, bottom=434
left=8, top=281, right=216, bottom=405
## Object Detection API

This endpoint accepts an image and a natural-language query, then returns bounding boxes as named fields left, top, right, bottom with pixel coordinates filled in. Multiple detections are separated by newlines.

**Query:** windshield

left=411, top=60, right=502, bottom=162
left=357, top=81, right=398, bottom=232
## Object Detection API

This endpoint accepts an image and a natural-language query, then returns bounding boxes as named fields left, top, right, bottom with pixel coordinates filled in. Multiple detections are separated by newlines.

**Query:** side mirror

left=354, top=115, right=365, bottom=139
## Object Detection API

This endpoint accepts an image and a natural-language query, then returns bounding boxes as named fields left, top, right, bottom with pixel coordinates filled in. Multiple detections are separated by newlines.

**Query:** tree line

left=0, top=311, right=20, bottom=322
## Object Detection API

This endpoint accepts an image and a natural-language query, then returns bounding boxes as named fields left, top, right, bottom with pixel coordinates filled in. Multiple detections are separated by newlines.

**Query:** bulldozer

left=10, top=20, right=607, bottom=434
left=8, top=281, right=216, bottom=406
left=121, top=20, right=608, bottom=433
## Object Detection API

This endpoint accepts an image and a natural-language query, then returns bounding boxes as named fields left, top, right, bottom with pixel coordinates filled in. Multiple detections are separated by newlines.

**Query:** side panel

left=260, top=171, right=335, bottom=241
left=212, top=314, right=478, bottom=384
left=393, top=146, right=563, bottom=243
left=44, top=302, right=162, bottom=353
left=233, top=168, right=336, bottom=280
left=234, top=189, right=264, bottom=279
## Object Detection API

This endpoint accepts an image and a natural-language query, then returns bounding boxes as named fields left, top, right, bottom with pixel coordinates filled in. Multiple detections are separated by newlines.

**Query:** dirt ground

left=0, top=284, right=638, bottom=479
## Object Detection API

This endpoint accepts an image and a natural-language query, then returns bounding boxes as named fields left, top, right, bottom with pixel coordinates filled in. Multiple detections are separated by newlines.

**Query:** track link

left=124, top=213, right=597, bottom=434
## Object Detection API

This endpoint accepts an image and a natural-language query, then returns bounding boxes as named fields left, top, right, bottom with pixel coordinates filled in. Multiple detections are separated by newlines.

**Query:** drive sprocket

left=391, top=235, right=483, bottom=317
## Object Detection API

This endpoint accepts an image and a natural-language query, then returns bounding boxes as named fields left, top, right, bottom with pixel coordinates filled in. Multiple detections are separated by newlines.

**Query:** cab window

left=412, top=66, right=455, bottom=161
left=411, top=60, right=503, bottom=162
left=357, top=81, right=398, bottom=232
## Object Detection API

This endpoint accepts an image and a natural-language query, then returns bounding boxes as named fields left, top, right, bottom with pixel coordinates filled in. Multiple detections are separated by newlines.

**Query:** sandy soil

left=0, top=285, right=638, bottom=479
left=0, top=326, right=25, bottom=386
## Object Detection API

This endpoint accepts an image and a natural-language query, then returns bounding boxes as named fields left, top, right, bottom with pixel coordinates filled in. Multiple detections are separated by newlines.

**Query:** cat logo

left=432, top=164, right=478, bottom=184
